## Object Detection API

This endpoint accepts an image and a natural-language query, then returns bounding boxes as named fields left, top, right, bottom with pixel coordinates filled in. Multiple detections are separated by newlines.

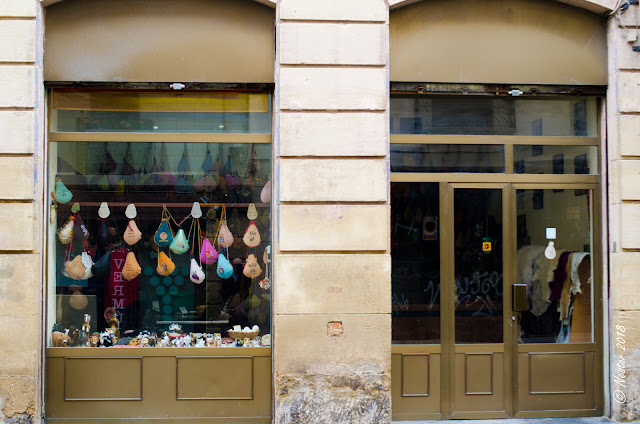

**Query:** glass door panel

left=391, top=182, right=441, bottom=344
left=450, top=186, right=508, bottom=418
left=516, top=188, right=594, bottom=344
left=454, top=188, right=504, bottom=343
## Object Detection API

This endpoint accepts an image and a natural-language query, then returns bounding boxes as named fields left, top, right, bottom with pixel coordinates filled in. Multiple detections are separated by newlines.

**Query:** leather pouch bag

left=260, top=180, right=271, bottom=203
left=170, top=228, right=189, bottom=255
left=243, top=253, right=262, bottom=279
left=65, top=255, right=87, bottom=280
left=217, top=220, right=233, bottom=249
left=190, top=258, right=205, bottom=284
left=123, top=219, right=142, bottom=245
left=122, top=251, right=142, bottom=281
left=243, top=221, right=261, bottom=248
left=157, top=251, right=176, bottom=276
left=154, top=218, right=173, bottom=247
left=54, top=177, right=73, bottom=204
left=216, top=252, right=233, bottom=279
left=58, top=216, right=75, bottom=245
left=200, top=237, right=218, bottom=265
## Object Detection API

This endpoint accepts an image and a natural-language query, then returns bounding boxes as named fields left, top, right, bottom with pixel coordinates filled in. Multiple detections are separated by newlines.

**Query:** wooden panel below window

left=453, top=352, right=504, bottom=414
left=517, top=351, right=596, bottom=412
left=391, top=350, right=442, bottom=420
left=64, top=357, right=142, bottom=401
left=176, top=357, right=253, bottom=400
left=46, top=349, right=271, bottom=423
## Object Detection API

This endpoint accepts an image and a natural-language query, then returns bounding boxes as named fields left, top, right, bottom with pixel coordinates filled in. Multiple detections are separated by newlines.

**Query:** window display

left=516, top=189, right=594, bottom=343
left=47, top=90, right=272, bottom=349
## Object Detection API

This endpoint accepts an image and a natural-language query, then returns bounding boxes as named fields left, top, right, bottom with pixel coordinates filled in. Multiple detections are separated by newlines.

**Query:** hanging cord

left=164, top=204, right=192, bottom=229
left=213, top=205, right=226, bottom=251
left=188, top=217, right=204, bottom=268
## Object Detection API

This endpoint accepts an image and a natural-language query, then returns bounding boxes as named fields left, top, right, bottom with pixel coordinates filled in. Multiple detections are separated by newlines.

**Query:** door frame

left=390, top=178, right=604, bottom=420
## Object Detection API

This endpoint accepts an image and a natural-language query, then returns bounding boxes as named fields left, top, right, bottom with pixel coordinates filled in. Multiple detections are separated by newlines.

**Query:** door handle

left=512, top=284, right=529, bottom=312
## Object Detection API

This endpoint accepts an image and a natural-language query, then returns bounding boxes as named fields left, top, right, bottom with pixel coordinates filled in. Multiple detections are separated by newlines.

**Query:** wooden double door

left=391, top=182, right=602, bottom=420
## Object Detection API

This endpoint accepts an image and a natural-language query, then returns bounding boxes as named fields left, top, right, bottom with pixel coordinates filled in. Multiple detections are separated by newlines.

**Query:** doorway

left=390, top=181, right=602, bottom=420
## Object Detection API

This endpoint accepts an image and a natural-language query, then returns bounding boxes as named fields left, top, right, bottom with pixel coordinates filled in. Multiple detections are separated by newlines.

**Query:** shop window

left=47, top=90, right=272, bottom=348
left=391, top=96, right=599, bottom=137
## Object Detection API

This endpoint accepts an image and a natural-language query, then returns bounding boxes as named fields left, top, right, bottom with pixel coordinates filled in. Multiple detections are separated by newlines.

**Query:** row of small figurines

left=53, top=329, right=271, bottom=348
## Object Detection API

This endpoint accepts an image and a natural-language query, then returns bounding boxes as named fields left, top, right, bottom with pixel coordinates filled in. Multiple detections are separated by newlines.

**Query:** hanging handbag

left=92, top=250, right=112, bottom=280
left=175, top=144, right=194, bottom=194
left=73, top=214, right=89, bottom=242
left=154, top=206, right=174, bottom=247
left=58, top=216, right=75, bottom=245
left=188, top=218, right=205, bottom=284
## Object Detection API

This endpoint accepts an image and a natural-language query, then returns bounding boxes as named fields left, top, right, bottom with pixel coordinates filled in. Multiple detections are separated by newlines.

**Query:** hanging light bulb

left=544, top=241, right=556, bottom=259
left=545, top=227, right=557, bottom=260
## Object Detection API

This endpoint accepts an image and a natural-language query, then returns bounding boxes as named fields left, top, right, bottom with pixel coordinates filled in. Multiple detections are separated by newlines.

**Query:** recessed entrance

left=389, top=92, right=603, bottom=421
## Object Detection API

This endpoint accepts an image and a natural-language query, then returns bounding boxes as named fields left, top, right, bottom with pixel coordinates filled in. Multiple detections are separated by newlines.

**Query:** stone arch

left=389, top=0, right=608, bottom=84
left=389, top=0, right=613, bottom=13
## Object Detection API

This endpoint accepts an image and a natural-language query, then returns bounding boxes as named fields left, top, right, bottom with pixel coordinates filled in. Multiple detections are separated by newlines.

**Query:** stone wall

left=272, top=0, right=391, bottom=423
left=0, top=1, right=43, bottom=423
left=608, top=5, right=640, bottom=421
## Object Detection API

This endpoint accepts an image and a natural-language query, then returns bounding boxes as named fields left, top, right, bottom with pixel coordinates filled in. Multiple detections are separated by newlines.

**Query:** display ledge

left=46, top=347, right=271, bottom=357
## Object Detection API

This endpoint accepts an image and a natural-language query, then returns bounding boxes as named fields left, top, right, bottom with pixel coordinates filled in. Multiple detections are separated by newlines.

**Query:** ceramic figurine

left=261, top=334, right=271, bottom=347
left=81, top=314, right=91, bottom=347
left=109, top=314, right=120, bottom=340
left=68, top=325, right=80, bottom=346
left=52, top=331, right=70, bottom=347
left=206, top=334, right=215, bottom=346
left=158, top=333, right=171, bottom=347
left=90, top=332, right=100, bottom=347
left=99, top=330, right=114, bottom=347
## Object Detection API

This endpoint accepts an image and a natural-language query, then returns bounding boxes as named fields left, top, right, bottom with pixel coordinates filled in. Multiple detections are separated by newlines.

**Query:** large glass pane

left=48, top=141, right=271, bottom=348
left=391, top=96, right=598, bottom=136
left=391, top=182, right=440, bottom=344
left=516, top=189, right=593, bottom=343
left=52, top=91, right=271, bottom=134
left=514, top=145, right=598, bottom=175
left=391, top=144, right=504, bottom=173
left=454, top=189, right=503, bottom=343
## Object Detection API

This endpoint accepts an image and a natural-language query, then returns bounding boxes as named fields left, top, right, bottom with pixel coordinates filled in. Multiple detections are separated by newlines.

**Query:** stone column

left=608, top=8, right=640, bottom=421
left=273, top=0, right=391, bottom=422
left=0, top=1, right=43, bottom=423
